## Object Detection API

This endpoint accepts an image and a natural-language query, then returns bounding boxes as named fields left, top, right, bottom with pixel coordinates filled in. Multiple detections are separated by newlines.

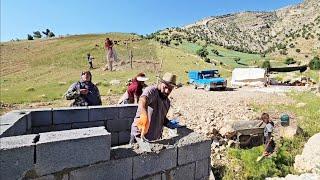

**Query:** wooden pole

left=130, top=50, right=133, bottom=69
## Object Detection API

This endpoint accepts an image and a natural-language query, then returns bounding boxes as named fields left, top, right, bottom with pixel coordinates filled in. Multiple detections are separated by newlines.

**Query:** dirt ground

left=167, top=86, right=297, bottom=137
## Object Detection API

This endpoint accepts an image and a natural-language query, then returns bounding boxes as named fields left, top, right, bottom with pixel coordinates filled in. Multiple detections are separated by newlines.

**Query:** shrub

left=284, top=58, right=296, bottom=65
left=309, top=56, right=320, bottom=70
left=261, top=60, right=271, bottom=68
left=295, top=49, right=301, bottom=53
left=196, top=47, right=209, bottom=59
left=204, top=57, right=210, bottom=63
left=234, top=57, right=241, bottom=64
left=211, top=49, right=219, bottom=56
left=27, top=34, right=34, bottom=40
left=33, top=31, right=42, bottom=38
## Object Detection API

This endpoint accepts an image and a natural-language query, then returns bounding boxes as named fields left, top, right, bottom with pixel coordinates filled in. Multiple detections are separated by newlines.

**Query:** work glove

left=137, top=113, right=150, bottom=138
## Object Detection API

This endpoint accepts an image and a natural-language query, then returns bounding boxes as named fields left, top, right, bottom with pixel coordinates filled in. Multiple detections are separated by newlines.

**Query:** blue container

left=280, top=114, right=290, bottom=126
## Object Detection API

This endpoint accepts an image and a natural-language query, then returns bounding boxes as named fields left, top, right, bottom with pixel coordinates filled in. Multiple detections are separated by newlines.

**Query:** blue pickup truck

left=188, top=70, right=227, bottom=91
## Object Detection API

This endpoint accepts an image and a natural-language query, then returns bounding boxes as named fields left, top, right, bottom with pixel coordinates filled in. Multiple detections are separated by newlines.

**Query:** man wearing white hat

left=130, top=72, right=177, bottom=142
left=118, top=72, right=149, bottom=104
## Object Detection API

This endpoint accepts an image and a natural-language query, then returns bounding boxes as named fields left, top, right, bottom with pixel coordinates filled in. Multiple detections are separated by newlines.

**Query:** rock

left=109, top=79, right=121, bottom=85
left=296, top=102, right=306, bottom=108
left=219, top=125, right=236, bottom=139
left=294, top=133, right=320, bottom=173
left=227, top=140, right=236, bottom=148
left=279, top=125, right=302, bottom=139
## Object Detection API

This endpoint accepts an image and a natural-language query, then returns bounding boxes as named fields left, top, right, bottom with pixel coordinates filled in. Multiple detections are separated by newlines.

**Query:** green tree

left=211, top=49, right=219, bottom=56
left=27, top=34, right=34, bottom=40
left=196, top=47, right=209, bottom=59
left=284, top=58, right=296, bottom=65
left=309, top=56, right=320, bottom=70
left=261, top=60, right=271, bottom=69
left=33, top=31, right=42, bottom=38
left=48, top=32, right=55, bottom=38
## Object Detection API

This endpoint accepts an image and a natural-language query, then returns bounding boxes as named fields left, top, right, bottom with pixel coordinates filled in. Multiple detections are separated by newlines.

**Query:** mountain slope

left=166, top=0, right=319, bottom=59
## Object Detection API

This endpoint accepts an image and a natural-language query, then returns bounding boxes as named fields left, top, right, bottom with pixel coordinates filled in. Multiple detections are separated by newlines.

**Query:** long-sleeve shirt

left=65, top=81, right=102, bottom=106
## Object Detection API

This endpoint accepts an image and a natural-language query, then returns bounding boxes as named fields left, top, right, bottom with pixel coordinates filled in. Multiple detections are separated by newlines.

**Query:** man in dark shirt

left=65, top=71, right=102, bottom=106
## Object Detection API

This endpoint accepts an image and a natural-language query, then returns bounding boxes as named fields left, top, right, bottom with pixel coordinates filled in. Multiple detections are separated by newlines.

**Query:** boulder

left=279, top=125, right=302, bottom=139
left=294, top=133, right=320, bottom=173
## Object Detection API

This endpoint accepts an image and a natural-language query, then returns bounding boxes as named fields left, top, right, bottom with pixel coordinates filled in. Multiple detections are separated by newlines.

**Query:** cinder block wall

left=0, top=106, right=211, bottom=180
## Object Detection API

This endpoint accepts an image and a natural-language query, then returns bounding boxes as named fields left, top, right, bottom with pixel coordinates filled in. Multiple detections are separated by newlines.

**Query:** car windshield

left=202, top=72, right=219, bottom=78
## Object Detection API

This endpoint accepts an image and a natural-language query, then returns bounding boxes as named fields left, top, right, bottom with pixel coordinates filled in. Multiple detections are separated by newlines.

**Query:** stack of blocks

left=0, top=105, right=211, bottom=180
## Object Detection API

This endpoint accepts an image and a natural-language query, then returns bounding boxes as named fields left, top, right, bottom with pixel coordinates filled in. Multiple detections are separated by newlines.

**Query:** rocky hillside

left=158, top=0, right=320, bottom=58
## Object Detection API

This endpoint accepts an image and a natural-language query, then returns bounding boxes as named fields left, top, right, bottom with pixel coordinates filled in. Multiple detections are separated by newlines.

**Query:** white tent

left=231, top=68, right=267, bottom=87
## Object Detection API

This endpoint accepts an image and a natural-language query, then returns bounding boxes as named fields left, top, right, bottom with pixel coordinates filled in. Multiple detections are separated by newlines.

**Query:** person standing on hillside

left=104, top=38, right=117, bottom=71
left=130, top=72, right=178, bottom=143
left=87, top=53, right=94, bottom=69
left=118, top=72, right=149, bottom=104
left=65, top=71, right=102, bottom=106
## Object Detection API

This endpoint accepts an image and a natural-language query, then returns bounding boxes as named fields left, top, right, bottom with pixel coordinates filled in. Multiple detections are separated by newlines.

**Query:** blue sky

left=1, top=0, right=302, bottom=42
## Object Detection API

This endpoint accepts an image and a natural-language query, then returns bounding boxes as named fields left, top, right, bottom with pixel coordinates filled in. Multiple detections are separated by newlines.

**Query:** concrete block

left=0, top=111, right=27, bottom=125
left=119, top=130, right=130, bottom=145
left=30, top=108, right=53, bottom=127
left=52, top=124, right=72, bottom=131
left=177, top=133, right=211, bottom=165
left=162, top=163, right=195, bottom=180
left=0, top=134, right=36, bottom=180
left=69, top=157, right=132, bottom=180
left=0, top=114, right=29, bottom=138
left=72, top=121, right=104, bottom=129
left=53, top=107, right=88, bottom=125
left=32, top=126, right=53, bottom=134
left=111, top=132, right=119, bottom=146
left=133, top=147, right=177, bottom=179
left=35, top=127, right=111, bottom=176
left=195, top=158, right=210, bottom=179
left=118, top=104, right=138, bottom=119
left=105, top=118, right=132, bottom=132
left=88, top=105, right=118, bottom=121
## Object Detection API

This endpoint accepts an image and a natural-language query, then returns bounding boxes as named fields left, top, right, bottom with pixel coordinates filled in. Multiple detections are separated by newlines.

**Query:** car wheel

left=205, top=85, right=211, bottom=91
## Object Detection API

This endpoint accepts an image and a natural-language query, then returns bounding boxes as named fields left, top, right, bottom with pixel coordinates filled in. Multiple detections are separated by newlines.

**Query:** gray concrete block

left=88, top=105, right=118, bottom=121
left=30, top=108, right=53, bottom=127
left=162, top=163, right=195, bottom=180
left=32, top=126, right=53, bottom=134
left=72, top=121, right=104, bottom=129
left=52, top=124, right=72, bottom=131
left=177, top=133, right=211, bottom=165
left=118, top=104, right=138, bottom=119
left=195, top=158, right=210, bottom=179
left=133, top=147, right=177, bottom=179
left=53, top=107, right=88, bottom=125
left=105, top=118, right=132, bottom=132
left=111, top=132, right=119, bottom=146
left=0, top=134, right=36, bottom=180
left=0, top=113, right=29, bottom=137
left=0, top=111, right=27, bottom=125
left=118, top=130, right=130, bottom=145
left=35, top=127, right=111, bottom=176
left=70, top=158, right=132, bottom=180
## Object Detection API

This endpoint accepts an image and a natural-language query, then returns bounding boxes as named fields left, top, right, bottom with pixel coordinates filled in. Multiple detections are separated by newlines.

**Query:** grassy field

left=1, top=33, right=318, bottom=107
left=0, top=33, right=211, bottom=106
